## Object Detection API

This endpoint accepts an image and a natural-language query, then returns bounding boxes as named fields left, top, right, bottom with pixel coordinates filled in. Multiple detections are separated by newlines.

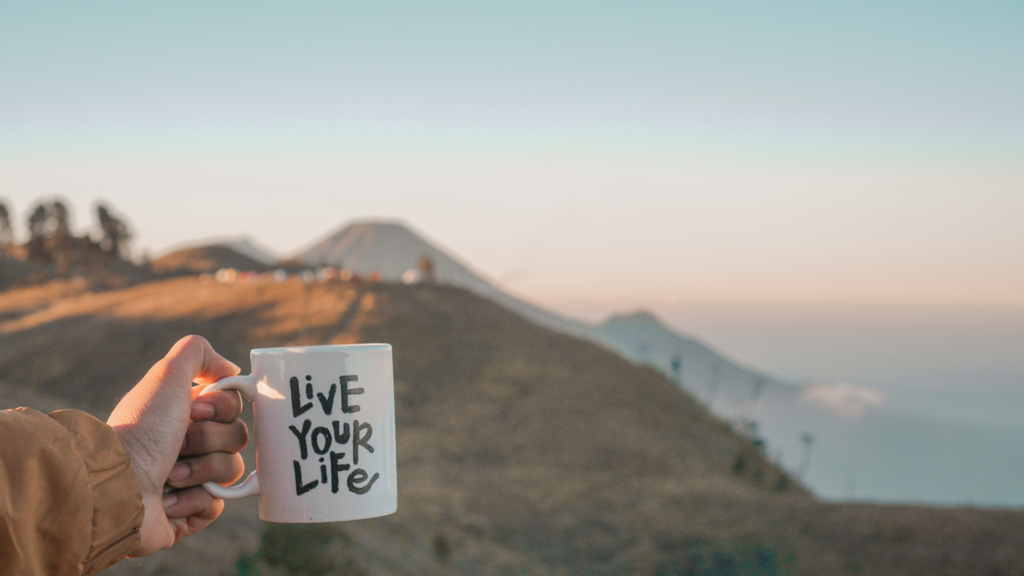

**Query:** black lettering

left=290, top=377, right=313, bottom=417
left=332, top=421, right=350, bottom=444
left=331, top=451, right=350, bottom=493
left=347, top=468, right=380, bottom=495
left=305, top=382, right=313, bottom=399
left=353, top=419, right=374, bottom=465
left=288, top=419, right=312, bottom=460
left=311, top=427, right=332, bottom=455
left=340, top=375, right=363, bottom=413
left=316, top=384, right=337, bottom=415
left=293, top=460, right=318, bottom=495
left=320, top=463, right=328, bottom=484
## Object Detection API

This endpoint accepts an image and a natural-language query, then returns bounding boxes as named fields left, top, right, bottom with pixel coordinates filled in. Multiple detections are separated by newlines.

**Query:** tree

left=24, top=199, right=76, bottom=262
left=798, top=432, right=815, bottom=480
left=705, top=364, right=721, bottom=409
left=50, top=201, right=71, bottom=239
left=748, top=377, right=765, bottom=415
left=0, top=201, right=11, bottom=247
left=26, top=203, right=50, bottom=261
left=96, top=203, right=132, bottom=259
left=670, top=353, right=683, bottom=386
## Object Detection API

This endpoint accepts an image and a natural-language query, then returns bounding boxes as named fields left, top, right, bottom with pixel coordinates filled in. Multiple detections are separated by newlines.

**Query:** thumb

left=109, top=335, right=239, bottom=453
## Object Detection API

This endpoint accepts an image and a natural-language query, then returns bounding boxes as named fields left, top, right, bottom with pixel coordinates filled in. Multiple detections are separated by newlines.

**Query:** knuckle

left=196, top=451, right=244, bottom=484
left=178, top=335, right=209, bottom=350
left=228, top=454, right=245, bottom=482
left=212, top=389, right=242, bottom=416
left=227, top=389, right=243, bottom=412
left=170, top=335, right=210, bottom=368
left=234, top=420, right=249, bottom=448
left=183, top=486, right=213, bottom=511
left=185, top=421, right=210, bottom=451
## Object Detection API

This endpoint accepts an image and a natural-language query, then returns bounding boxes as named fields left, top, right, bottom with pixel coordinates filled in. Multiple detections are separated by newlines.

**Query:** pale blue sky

left=3, top=2, right=1022, bottom=132
left=2, top=1, right=1022, bottom=317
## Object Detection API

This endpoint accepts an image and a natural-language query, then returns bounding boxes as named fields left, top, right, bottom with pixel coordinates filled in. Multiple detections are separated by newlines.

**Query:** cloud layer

left=802, top=382, right=885, bottom=418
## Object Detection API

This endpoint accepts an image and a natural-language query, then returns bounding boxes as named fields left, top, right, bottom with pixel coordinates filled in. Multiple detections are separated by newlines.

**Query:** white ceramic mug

left=200, top=344, right=397, bottom=523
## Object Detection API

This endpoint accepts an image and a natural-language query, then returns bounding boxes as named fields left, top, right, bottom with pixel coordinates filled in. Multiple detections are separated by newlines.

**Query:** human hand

left=107, top=335, right=249, bottom=557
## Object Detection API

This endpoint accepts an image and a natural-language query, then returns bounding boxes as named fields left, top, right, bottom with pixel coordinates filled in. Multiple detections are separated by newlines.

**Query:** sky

left=2, top=1, right=1022, bottom=385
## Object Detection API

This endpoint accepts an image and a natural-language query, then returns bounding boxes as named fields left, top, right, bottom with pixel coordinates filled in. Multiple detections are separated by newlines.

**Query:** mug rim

left=251, top=343, right=391, bottom=355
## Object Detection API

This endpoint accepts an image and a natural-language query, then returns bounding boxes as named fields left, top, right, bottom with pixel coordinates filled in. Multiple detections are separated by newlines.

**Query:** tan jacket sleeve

left=0, top=408, right=144, bottom=576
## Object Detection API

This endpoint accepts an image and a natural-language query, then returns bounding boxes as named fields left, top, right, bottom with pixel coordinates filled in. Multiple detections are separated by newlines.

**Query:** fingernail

left=191, top=402, right=215, bottom=420
left=163, top=493, right=178, bottom=508
left=170, top=462, right=190, bottom=482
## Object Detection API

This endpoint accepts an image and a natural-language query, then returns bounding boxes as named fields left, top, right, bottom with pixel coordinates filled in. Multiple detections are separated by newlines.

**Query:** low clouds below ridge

left=802, top=382, right=885, bottom=418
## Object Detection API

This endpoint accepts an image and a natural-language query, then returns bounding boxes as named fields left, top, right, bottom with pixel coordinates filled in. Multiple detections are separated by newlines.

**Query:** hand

left=107, top=335, right=249, bottom=557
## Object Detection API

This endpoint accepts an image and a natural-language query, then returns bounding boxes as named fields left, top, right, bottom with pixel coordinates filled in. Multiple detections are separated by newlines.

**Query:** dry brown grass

left=1, top=277, right=1023, bottom=575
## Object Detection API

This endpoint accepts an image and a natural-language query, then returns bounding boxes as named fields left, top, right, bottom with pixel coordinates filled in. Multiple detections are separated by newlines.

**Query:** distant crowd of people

left=198, top=266, right=374, bottom=285
left=201, top=257, right=439, bottom=287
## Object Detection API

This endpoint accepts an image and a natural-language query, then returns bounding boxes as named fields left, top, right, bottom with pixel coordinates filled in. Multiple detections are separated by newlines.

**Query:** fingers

left=164, top=486, right=223, bottom=519
left=167, top=452, right=245, bottom=489
left=162, top=335, right=241, bottom=387
left=164, top=486, right=224, bottom=540
left=180, top=419, right=248, bottom=457
left=189, top=387, right=243, bottom=423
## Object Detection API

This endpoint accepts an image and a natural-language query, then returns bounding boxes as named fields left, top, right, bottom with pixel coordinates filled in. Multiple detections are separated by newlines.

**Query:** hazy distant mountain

left=595, top=311, right=790, bottom=416
left=298, top=221, right=493, bottom=288
left=216, top=237, right=280, bottom=265
left=592, top=310, right=1024, bottom=505
left=152, top=244, right=272, bottom=275
left=156, top=237, right=280, bottom=268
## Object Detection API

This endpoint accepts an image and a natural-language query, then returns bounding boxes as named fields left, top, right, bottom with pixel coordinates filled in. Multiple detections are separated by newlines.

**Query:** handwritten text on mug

left=287, top=374, right=380, bottom=496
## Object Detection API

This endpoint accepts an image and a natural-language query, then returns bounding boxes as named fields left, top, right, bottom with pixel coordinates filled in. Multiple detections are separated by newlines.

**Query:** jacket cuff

left=49, top=410, right=145, bottom=576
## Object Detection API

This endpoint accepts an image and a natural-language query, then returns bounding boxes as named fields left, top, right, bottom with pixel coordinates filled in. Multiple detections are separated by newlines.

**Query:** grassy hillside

left=1, top=277, right=1023, bottom=575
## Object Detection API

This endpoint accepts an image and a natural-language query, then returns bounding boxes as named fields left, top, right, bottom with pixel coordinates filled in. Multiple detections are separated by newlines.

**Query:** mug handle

left=197, top=374, right=261, bottom=500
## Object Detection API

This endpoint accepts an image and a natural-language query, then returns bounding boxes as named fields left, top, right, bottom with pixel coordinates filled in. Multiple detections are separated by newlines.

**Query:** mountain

left=295, top=221, right=597, bottom=340
left=152, top=244, right=272, bottom=275
left=154, top=236, right=281, bottom=271
left=4, top=276, right=1023, bottom=575
left=592, top=312, right=1024, bottom=506
left=297, top=220, right=495, bottom=286
left=216, top=237, right=280, bottom=266
left=595, top=311, right=789, bottom=416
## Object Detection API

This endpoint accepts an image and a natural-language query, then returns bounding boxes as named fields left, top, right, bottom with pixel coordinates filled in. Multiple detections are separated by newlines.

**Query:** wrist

left=129, top=493, right=167, bottom=557
left=110, top=424, right=172, bottom=556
